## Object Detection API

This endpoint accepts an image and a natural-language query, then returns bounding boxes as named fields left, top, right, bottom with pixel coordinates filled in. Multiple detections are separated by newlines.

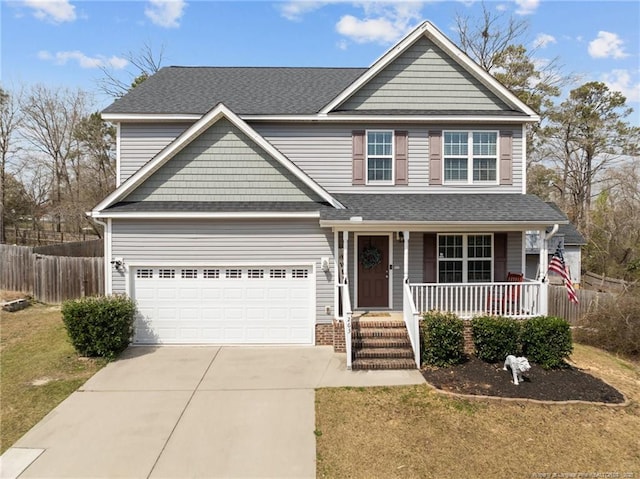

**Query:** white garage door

left=131, top=265, right=314, bottom=344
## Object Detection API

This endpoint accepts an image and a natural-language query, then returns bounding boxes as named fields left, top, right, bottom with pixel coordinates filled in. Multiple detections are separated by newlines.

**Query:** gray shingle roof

left=325, top=194, right=568, bottom=223
left=102, top=67, right=367, bottom=115
left=105, top=194, right=568, bottom=225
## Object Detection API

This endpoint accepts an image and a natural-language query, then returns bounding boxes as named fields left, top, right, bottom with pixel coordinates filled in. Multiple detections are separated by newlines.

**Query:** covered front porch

left=321, top=194, right=568, bottom=370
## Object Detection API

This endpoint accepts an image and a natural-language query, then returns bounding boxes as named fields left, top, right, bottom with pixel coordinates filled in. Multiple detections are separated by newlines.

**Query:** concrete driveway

left=1, top=346, right=424, bottom=478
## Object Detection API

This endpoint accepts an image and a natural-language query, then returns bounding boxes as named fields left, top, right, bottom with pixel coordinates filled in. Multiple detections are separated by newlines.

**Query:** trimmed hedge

left=420, top=311, right=465, bottom=367
left=62, top=295, right=136, bottom=360
left=521, top=316, right=573, bottom=369
left=471, top=315, right=522, bottom=363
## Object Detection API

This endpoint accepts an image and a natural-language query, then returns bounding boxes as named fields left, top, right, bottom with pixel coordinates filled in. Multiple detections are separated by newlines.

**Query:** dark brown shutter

left=423, top=233, right=437, bottom=283
left=494, top=233, right=507, bottom=281
left=395, top=130, right=408, bottom=185
left=499, top=131, right=513, bottom=185
left=352, top=130, right=366, bottom=185
left=429, top=130, right=442, bottom=185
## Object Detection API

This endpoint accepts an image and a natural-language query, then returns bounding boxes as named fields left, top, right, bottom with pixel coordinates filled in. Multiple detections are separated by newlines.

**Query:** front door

left=357, top=235, right=390, bottom=308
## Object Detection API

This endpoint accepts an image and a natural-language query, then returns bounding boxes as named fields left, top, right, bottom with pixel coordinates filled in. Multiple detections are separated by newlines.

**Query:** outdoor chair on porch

left=486, top=272, right=524, bottom=315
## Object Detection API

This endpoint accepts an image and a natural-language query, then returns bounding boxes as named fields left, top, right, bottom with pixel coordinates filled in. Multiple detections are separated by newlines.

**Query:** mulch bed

left=421, top=356, right=626, bottom=403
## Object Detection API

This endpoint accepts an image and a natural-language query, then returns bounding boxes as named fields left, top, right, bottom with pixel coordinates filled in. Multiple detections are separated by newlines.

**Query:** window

left=158, top=269, right=175, bottom=279
left=203, top=269, right=220, bottom=279
left=181, top=269, right=198, bottom=279
left=136, top=269, right=153, bottom=279
left=444, top=131, right=497, bottom=183
left=225, top=269, right=242, bottom=279
left=247, top=269, right=264, bottom=279
left=438, top=234, right=492, bottom=283
left=367, top=131, right=393, bottom=183
left=270, top=269, right=286, bottom=279
left=291, top=269, right=309, bottom=279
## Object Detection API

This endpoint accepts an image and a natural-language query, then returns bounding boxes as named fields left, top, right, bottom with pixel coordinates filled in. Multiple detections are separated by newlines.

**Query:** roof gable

left=123, top=118, right=321, bottom=203
left=93, top=104, right=344, bottom=215
left=336, top=36, right=510, bottom=113
left=321, top=21, right=538, bottom=119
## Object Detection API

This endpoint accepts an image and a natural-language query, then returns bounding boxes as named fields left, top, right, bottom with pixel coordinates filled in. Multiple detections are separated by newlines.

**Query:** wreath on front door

left=360, top=246, right=382, bottom=269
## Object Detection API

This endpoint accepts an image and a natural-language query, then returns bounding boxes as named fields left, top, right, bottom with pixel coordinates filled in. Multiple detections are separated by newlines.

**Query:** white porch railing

left=337, top=279, right=353, bottom=369
left=410, top=280, right=544, bottom=319
left=403, top=281, right=421, bottom=368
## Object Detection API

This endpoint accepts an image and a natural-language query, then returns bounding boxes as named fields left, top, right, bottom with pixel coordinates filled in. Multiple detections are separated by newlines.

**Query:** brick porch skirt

left=315, top=321, right=346, bottom=353
left=317, top=319, right=475, bottom=356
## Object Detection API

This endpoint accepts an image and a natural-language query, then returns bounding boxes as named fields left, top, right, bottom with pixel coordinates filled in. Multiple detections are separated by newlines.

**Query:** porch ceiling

left=321, top=194, right=568, bottom=230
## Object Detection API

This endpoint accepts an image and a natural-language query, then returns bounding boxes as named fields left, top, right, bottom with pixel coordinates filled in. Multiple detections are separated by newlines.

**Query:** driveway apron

left=5, top=346, right=332, bottom=479
left=3, top=345, right=425, bottom=478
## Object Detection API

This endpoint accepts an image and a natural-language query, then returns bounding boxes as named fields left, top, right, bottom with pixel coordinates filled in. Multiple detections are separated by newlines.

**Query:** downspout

left=87, top=213, right=112, bottom=296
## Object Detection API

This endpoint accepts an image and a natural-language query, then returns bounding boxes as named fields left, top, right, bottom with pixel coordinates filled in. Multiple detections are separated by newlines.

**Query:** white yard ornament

left=503, top=355, right=531, bottom=385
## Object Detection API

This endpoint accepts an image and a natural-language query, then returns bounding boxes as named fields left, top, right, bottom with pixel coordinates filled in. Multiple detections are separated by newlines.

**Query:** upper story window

left=367, top=130, right=393, bottom=184
left=443, top=131, right=497, bottom=184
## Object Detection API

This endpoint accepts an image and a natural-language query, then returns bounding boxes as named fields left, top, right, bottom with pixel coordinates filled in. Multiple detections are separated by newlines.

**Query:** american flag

left=548, top=246, right=579, bottom=304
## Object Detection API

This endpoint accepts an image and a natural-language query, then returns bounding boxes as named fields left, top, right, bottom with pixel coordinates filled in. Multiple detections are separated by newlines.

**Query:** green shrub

left=420, top=311, right=465, bottom=367
left=574, top=292, right=640, bottom=359
left=62, top=295, right=136, bottom=360
left=471, top=316, right=522, bottom=363
left=521, top=316, right=572, bottom=369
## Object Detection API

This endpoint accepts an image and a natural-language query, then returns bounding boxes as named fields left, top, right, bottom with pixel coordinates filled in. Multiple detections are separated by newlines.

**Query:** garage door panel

left=132, top=266, right=314, bottom=344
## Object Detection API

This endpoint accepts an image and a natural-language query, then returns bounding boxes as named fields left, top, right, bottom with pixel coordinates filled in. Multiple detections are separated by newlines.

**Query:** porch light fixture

left=396, top=231, right=404, bottom=242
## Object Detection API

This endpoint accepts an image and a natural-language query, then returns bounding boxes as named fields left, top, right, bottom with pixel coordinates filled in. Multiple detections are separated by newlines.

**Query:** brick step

left=352, top=358, right=416, bottom=370
left=353, top=347, right=414, bottom=359
left=353, top=338, right=413, bottom=349
left=352, top=327, right=409, bottom=339
left=352, top=319, right=406, bottom=329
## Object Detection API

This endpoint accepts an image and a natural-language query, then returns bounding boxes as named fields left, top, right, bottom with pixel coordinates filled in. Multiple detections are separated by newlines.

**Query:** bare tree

left=455, top=2, right=529, bottom=73
left=98, top=43, right=165, bottom=98
left=20, top=85, right=90, bottom=232
left=0, top=86, right=24, bottom=243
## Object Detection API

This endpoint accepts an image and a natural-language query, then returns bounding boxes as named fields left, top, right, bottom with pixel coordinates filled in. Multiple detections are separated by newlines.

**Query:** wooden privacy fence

left=548, top=285, right=612, bottom=323
left=0, top=244, right=104, bottom=304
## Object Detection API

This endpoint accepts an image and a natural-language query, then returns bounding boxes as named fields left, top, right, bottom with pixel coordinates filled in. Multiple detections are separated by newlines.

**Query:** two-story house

left=92, top=21, right=567, bottom=369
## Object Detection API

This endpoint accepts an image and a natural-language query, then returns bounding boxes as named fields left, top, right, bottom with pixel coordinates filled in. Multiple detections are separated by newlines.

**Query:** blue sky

left=2, top=0, right=639, bottom=124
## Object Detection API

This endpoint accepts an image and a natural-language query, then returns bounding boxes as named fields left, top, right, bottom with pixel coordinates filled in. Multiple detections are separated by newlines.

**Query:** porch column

left=538, top=228, right=548, bottom=280
left=342, top=231, right=349, bottom=281
left=403, top=231, right=410, bottom=283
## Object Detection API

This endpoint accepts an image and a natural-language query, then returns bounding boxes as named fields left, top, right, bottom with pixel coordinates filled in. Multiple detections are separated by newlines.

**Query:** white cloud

left=23, top=0, right=76, bottom=23
left=533, top=33, right=556, bottom=49
left=145, top=0, right=186, bottom=28
left=514, top=0, right=540, bottom=15
left=335, top=2, right=423, bottom=44
left=601, top=69, right=640, bottom=103
left=38, top=50, right=129, bottom=69
left=588, top=31, right=628, bottom=59
left=279, top=1, right=329, bottom=21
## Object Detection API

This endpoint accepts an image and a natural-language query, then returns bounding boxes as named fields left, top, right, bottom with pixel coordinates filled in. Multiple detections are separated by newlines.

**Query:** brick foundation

left=463, top=321, right=475, bottom=355
left=315, top=323, right=334, bottom=346
left=314, top=321, right=347, bottom=353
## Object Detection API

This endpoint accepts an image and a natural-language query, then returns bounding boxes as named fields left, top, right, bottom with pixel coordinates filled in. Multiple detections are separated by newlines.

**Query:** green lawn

left=0, top=302, right=105, bottom=453
left=316, top=344, right=640, bottom=478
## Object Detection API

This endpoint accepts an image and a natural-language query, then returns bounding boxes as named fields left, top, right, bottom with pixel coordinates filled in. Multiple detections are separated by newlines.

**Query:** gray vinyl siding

left=256, top=123, right=524, bottom=194
left=119, top=123, right=191, bottom=183
left=339, top=37, right=509, bottom=112
left=507, top=232, right=524, bottom=275
left=110, top=219, right=334, bottom=322
left=124, top=119, right=319, bottom=202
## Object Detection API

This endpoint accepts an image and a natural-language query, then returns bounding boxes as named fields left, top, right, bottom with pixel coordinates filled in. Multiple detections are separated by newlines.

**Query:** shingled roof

left=101, top=194, right=568, bottom=226
left=102, top=67, right=367, bottom=115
